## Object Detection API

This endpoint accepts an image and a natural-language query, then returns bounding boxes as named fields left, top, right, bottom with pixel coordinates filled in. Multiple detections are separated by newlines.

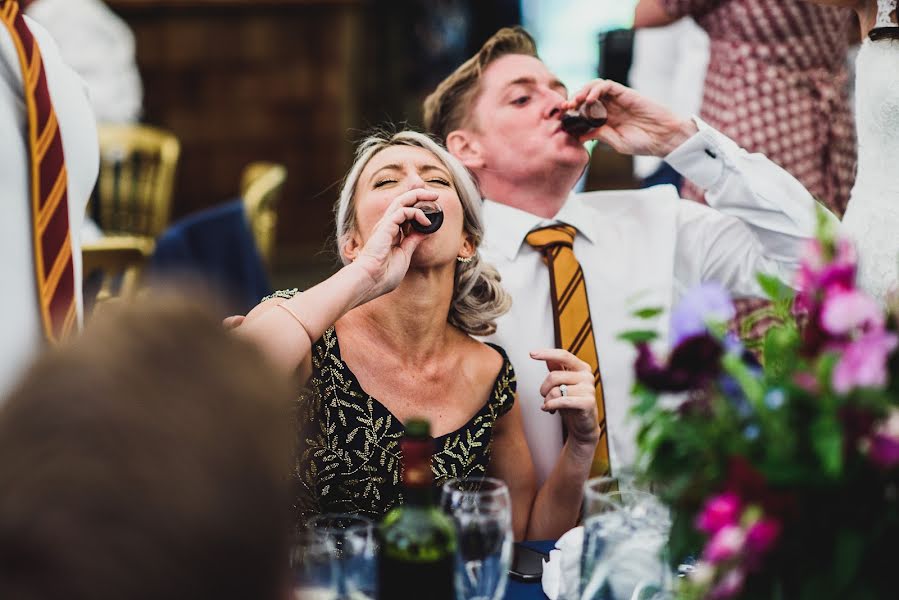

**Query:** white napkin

left=541, top=526, right=583, bottom=600
left=541, top=526, right=667, bottom=600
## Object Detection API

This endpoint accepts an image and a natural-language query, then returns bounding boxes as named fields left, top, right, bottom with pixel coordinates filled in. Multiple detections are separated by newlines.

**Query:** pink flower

left=821, top=290, right=884, bottom=335
left=795, top=239, right=857, bottom=312
left=709, top=568, right=746, bottom=600
left=745, top=518, right=781, bottom=556
left=832, top=330, right=899, bottom=394
left=703, top=525, right=745, bottom=564
left=696, top=492, right=742, bottom=535
left=868, top=410, right=899, bottom=469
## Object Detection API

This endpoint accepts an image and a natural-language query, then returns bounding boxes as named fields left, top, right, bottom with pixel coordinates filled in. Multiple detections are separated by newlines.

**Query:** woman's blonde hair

left=335, top=130, right=511, bottom=336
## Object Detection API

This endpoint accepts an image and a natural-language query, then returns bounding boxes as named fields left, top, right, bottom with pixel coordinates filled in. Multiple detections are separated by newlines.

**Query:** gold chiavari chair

left=81, top=235, right=155, bottom=309
left=91, top=124, right=181, bottom=242
left=240, top=162, right=286, bottom=269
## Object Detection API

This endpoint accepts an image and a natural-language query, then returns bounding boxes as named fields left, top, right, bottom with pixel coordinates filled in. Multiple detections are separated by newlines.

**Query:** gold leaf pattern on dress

left=281, top=305, right=515, bottom=526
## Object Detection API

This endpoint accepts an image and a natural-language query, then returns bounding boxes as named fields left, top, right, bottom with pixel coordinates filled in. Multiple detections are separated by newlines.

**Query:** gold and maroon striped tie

left=526, top=224, right=611, bottom=477
left=1, top=0, right=77, bottom=343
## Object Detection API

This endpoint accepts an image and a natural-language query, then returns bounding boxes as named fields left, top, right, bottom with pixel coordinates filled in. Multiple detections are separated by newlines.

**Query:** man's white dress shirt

left=481, top=118, right=834, bottom=483
left=0, top=16, right=99, bottom=399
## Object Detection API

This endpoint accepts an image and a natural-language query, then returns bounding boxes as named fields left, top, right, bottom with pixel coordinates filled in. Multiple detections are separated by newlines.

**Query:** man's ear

left=446, top=130, right=485, bottom=170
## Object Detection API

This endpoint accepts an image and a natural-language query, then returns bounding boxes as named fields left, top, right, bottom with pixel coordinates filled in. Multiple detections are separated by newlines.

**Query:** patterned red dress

left=659, top=0, right=857, bottom=216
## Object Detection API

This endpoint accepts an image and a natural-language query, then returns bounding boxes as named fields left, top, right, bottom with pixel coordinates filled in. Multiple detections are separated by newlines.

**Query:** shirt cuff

left=663, top=117, right=742, bottom=192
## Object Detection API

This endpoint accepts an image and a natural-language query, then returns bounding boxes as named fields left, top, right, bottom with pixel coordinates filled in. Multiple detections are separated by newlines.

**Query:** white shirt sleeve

left=663, top=117, right=839, bottom=298
left=26, top=0, right=142, bottom=123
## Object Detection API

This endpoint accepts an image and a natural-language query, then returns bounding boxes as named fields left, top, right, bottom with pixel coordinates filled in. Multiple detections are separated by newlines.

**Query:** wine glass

left=441, top=477, right=514, bottom=600
left=292, top=513, right=378, bottom=600
left=289, top=528, right=336, bottom=599
left=580, top=478, right=671, bottom=600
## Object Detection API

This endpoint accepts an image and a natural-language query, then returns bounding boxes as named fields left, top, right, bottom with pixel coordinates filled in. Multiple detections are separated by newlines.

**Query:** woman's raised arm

left=233, top=189, right=434, bottom=383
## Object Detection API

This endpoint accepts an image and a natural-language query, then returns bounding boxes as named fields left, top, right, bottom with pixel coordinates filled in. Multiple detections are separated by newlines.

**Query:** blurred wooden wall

left=108, top=0, right=368, bottom=263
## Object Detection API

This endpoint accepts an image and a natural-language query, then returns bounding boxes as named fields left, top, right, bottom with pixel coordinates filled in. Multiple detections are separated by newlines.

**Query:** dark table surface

left=504, top=540, right=555, bottom=600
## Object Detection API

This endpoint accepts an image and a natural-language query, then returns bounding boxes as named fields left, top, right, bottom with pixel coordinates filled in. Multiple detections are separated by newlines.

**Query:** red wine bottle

left=378, top=419, right=456, bottom=599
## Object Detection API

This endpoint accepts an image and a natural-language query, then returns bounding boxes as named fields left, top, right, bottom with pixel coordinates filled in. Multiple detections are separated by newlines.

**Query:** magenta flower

left=794, top=238, right=857, bottom=313
left=821, top=290, right=884, bottom=336
left=703, top=525, right=745, bottom=564
left=709, top=568, right=746, bottom=600
left=832, top=330, right=899, bottom=394
left=697, top=492, right=742, bottom=535
left=745, top=518, right=781, bottom=556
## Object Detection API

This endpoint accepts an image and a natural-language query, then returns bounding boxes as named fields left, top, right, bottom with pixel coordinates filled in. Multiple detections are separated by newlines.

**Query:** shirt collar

left=481, top=194, right=600, bottom=261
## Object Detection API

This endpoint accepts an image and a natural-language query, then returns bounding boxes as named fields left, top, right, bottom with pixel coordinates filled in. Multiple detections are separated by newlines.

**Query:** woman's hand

left=563, top=78, right=697, bottom=157
left=531, top=348, right=600, bottom=448
left=352, top=188, right=436, bottom=302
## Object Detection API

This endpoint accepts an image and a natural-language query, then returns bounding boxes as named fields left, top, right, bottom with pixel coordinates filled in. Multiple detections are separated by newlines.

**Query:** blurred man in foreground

left=0, top=293, right=293, bottom=600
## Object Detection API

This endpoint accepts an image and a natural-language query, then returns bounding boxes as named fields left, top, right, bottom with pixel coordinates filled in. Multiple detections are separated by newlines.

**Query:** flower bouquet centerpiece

left=625, top=220, right=899, bottom=600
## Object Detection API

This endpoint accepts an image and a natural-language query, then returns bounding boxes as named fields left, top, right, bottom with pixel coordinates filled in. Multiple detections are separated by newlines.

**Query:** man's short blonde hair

left=423, top=26, right=538, bottom=142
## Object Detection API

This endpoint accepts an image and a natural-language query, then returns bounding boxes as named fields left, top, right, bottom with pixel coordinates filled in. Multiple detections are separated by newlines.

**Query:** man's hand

left=564, top=79, right=698, bottom=157
left=531, top=348, right=600, bottom=448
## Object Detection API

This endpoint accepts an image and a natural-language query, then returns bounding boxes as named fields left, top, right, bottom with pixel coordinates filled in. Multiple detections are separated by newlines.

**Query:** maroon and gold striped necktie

left=1, top=0, right=77, bottom=343
left=526, top=224, right=611, bottom=477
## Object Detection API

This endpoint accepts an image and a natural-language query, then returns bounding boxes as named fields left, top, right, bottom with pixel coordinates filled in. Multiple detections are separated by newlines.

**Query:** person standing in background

left=0, top=0, right=99, bottom=399
left=23, top=0, right=142, bottom=124
left=635, top=0, right=857, bottom=217
left=628, top=16, right=710, bottom=191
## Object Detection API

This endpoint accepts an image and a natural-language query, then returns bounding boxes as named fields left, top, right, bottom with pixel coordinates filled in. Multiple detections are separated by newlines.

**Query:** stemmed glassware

left=580, top=477, right=671, bottom=600
left=441, top=477, right=514, bottom=600
left=290, top=513, right=378, bottom=600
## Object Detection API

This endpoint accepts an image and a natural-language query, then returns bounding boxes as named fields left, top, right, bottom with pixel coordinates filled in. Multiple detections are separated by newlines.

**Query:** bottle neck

left=401, top=435, right=434, bottom=508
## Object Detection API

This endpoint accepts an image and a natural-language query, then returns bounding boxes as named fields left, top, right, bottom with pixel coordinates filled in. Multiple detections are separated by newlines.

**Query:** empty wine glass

left=291, top=513, right=378, bottom=600
left=441, top=477, right=514, bottom=600
left=580, top=478, right=671, bottom=600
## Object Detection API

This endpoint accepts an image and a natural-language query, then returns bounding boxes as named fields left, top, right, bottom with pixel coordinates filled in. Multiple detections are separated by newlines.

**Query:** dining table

left=503, top=540, right=555, bottom=600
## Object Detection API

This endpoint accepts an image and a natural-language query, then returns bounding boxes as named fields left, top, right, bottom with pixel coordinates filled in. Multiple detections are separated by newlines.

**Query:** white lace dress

left=841, top=0, right=899, bottom=301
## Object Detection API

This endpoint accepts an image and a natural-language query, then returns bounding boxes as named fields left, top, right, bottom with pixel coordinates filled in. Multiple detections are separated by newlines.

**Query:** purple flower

left=745, top=518, right=781, bottom=556
left=635, top=334, right=724, bottom=392
left=709, top=568, right=746, bottom=600
left=832, top=330, right=898, bottom=394
left=867, top=410, right=899, bottom=469
left=697, top=492, right=742, bottom=535
left=671, top=283, right=735, bottom=346
left=821, top=290, right=884, bottom=336
left=868, top=435, right=899, bottom=469
left=703, top=525, right=745, bottom=564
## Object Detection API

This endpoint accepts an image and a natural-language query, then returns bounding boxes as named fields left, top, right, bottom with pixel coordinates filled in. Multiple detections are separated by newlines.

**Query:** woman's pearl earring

left=456, top=256, right=474, bottom=263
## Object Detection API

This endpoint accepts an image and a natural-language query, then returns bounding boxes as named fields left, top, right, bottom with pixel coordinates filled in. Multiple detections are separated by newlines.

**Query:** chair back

left=241, top=162, right=286, bottom=267
left=82, top=236, right=155, bottom=308
left=92, top=124, right=181, bottom=239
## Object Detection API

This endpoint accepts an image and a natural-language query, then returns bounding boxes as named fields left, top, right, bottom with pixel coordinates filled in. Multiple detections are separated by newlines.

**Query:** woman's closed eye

left=427, top=177, right=451, bottom=187
left=511, top=96, right=530, bottom=106
left=373, top=178, right=397, bottom=188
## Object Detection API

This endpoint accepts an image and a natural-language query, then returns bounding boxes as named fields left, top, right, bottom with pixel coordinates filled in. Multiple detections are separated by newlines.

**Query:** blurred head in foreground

left=0, top=293, right=293, bottom=600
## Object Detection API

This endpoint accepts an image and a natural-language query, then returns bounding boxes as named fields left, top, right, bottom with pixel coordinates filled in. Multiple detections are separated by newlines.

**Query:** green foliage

left=618, top=329, right=658, bottom=344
